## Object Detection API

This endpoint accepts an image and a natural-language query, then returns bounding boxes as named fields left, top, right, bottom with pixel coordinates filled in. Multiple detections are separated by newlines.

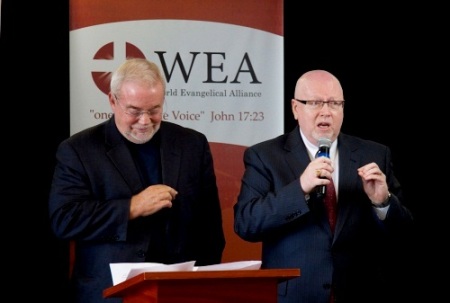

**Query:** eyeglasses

left=114, top=95, right=163, bottom=118
left=294, top=99, right=345, bottom=110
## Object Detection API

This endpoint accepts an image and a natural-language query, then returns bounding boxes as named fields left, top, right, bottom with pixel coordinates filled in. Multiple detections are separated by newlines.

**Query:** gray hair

left=110, top=58, right=166, bottom=97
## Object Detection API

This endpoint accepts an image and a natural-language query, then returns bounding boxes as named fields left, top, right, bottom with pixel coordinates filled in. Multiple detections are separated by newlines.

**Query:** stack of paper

left=110, top=260, right=262, bottom=285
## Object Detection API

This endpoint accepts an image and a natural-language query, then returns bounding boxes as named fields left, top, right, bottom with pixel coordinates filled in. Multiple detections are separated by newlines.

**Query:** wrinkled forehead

left=305, top=81, right=343, bottom=99
left=296, top=74, right=343, bottom=100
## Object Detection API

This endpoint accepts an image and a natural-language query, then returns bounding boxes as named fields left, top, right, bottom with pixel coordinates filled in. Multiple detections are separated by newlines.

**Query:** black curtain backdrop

left=1, top=1, right=439, bottom=301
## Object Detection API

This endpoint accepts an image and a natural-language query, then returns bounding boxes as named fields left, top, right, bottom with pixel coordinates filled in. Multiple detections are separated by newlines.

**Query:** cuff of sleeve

left=372, top=192, right=391, bottom=208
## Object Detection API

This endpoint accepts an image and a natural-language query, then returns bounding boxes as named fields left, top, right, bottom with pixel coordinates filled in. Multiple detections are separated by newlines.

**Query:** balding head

left=294, top=70, right=343, bottom=101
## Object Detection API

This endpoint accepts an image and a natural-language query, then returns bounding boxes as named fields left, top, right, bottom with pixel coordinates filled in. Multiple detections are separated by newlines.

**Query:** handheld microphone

left=315, top=138, right=332, bottom=197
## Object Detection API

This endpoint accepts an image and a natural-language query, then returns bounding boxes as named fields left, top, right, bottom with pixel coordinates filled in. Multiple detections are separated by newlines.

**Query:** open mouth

left=317, top=122, right=330, bottom=129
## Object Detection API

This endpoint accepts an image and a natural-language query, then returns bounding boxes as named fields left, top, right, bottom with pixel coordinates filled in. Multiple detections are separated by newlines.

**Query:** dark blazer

left=49, top=118, right=225, bottom=303
left=234, top=126, right=414, bottom=303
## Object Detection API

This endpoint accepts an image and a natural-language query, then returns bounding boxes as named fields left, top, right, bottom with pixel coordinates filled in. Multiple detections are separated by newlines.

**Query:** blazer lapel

left=159, top=124, right=181, bottom=188
left=104, top=119, right=144, bottom=193
left=284, top=126, right=311, bottom=179
left=334, top=134, right=360, bottom=237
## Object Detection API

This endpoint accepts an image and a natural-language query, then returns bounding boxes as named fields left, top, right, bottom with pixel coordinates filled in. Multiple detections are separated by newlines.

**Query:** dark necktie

left=325, top=178, right=337, bottom=303
left=324, top=178, right=337, bottom=233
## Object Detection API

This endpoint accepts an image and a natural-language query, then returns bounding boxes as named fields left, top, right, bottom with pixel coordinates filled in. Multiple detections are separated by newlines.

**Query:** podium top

left=104, top=268, right=300, bottom=298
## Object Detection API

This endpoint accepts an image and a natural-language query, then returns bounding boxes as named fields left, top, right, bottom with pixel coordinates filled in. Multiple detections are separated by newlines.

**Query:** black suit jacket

left=49, top=118, right=225, bottom=303
left=234, top=126, right=414, bottom=303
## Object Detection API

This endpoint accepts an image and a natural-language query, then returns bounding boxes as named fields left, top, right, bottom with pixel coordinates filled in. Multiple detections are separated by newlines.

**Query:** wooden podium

left=104, top=268, right=300, bottom=303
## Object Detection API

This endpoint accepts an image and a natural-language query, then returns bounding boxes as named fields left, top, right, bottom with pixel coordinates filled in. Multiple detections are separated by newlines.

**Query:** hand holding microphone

left=299, top=138, right=334, bottom=196
left=315, top=138, right=332, bottom=198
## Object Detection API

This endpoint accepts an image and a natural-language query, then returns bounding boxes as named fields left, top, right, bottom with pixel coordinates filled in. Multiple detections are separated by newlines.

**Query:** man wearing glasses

left=49, top=58, right=225, bottom=303
left=234, top=70, right=414, bottom=303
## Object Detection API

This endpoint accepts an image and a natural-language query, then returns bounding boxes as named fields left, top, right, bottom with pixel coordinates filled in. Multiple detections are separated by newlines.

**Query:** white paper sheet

left=195, top=260, right=262, bottom=271
left=109, top=260, right=262, bottom=285
left=110, top=260, right=196, bottom=285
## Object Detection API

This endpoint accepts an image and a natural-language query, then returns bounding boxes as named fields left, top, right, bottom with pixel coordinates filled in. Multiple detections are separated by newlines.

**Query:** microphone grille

left=318, top=138, right=332, bottom=148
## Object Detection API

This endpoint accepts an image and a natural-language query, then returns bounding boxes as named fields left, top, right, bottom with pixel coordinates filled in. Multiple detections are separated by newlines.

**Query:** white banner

left=70, top=20, right=283, bottom=146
